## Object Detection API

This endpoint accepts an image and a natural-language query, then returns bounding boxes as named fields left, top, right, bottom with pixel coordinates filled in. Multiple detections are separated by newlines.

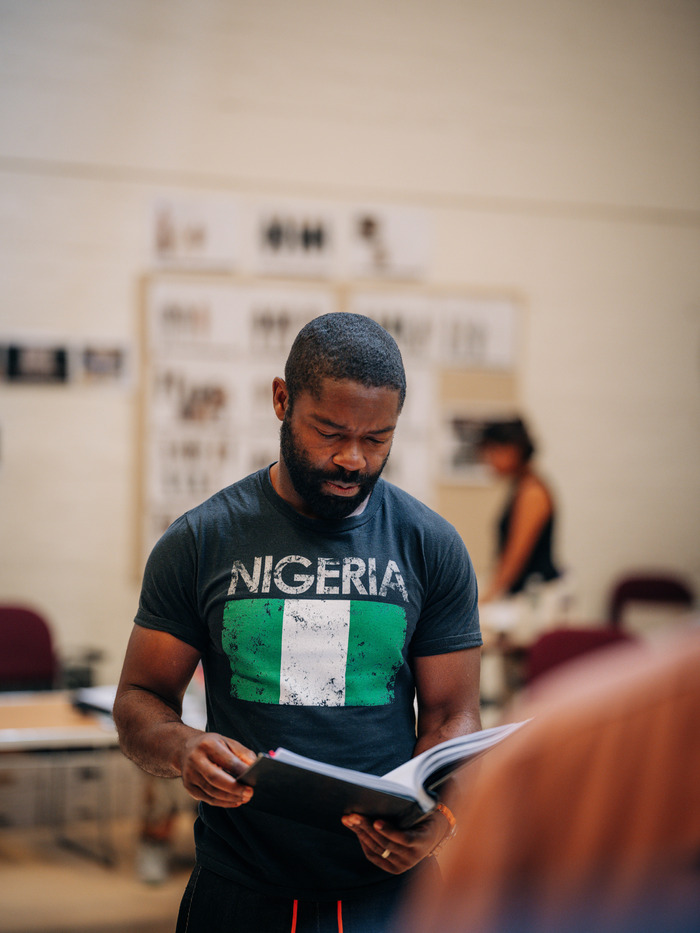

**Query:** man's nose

left=332, top=439, right=365, bottom=473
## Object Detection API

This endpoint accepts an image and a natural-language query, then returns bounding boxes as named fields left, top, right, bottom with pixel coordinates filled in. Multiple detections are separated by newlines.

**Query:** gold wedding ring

left=381, top=848, right=391, bottom=859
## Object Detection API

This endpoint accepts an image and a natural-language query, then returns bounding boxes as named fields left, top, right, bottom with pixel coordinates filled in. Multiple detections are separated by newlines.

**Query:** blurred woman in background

left=477, top=418, right=572, bottom=703
left=478, top=418, right=561, bottom=604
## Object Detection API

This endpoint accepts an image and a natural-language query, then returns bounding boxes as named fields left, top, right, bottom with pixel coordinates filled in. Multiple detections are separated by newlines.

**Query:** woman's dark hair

left=284, top=312, right=406, bottom=410
left=478, top=417, right=536, bottom=463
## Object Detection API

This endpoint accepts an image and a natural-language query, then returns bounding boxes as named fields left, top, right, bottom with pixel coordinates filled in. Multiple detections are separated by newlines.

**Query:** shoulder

left=515, top=472, right=554, bottom=512
left=184, top=469, right=268, bottom=522
left=379, top=480, right=468, bottom=551
left=155, top=469, right=269, bottom=549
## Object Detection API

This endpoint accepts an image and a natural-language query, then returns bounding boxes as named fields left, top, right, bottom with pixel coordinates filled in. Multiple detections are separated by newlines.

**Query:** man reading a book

left=114, top=313, right=483, bottom=933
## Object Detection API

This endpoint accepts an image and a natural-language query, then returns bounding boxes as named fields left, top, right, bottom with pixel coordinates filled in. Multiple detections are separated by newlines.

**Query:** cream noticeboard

left=139, top=275, right=521, bottom=568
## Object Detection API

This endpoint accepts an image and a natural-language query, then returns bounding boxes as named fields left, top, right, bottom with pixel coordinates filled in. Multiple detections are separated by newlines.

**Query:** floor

left=0, top=814, right=195, bottom=933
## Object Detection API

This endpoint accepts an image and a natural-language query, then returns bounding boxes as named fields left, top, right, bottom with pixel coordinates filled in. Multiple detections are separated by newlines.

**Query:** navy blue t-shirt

left=135, top=467, right=481, bottom=898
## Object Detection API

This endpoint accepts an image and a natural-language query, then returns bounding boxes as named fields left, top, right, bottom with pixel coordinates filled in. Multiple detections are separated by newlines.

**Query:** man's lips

left=323, top=479, right=361, bottom=497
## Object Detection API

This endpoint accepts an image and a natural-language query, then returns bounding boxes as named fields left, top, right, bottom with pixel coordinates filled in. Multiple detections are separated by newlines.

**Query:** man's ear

left=272, top=377, right=289, bottom=422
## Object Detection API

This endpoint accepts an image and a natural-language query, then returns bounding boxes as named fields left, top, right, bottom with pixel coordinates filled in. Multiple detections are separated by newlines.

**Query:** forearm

left=413, top=648, right=482, bottom=758
left=413, top=706, right=482, bottom=759
left=413, top=710, right=477, bottom=856
left=113, top=686, right=203, bottom=779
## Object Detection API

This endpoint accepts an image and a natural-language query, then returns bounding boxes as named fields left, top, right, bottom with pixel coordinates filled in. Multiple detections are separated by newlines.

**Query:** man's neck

left=347, top=495, right=370, bottom=517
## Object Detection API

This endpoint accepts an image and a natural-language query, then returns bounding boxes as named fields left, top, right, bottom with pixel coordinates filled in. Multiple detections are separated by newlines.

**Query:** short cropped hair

left=284, top=313, right=406, bottom=410
left=478, top=417, right=536, bottom=463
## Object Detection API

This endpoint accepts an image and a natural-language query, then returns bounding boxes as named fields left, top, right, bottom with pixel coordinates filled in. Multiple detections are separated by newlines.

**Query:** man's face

left=277, top=378, right=400, bottom=520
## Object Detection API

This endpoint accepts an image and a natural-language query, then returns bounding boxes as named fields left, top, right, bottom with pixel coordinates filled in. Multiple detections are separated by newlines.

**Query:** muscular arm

left=342, top=646, right=482, bottom=873
left=413, top=646, right=482, bottom=755
left=113, top=625, right=255, bottom=807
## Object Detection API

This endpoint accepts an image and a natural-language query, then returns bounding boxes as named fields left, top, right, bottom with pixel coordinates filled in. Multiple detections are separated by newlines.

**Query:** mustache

left=320, top=466, right=371, bottom=484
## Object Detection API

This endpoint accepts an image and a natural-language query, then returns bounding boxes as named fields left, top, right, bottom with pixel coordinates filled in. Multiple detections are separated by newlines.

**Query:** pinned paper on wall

left=146, top=279, right=335, bottom=356
left=344, top=205, right=430, bottom=280
left=251, top=201, right=338, bottom=278
left=149, top=196, right=432, bottom=283
left=438, top=297, right=517, bottom=370
left=147, top=278, right=244, bottom=352
left=348, top=291, right=517, bottom=370
left=151, top=196, right=240, bottom=270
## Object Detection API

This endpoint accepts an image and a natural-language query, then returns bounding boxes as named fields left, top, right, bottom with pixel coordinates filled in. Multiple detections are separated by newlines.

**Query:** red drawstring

left=291, top=897, right=342, bottom=931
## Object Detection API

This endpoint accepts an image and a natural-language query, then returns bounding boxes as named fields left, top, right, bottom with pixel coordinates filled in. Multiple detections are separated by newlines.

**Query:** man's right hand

left=179, top=731, right=256, bottom=807
left=114, top=627, right=256, bottom=808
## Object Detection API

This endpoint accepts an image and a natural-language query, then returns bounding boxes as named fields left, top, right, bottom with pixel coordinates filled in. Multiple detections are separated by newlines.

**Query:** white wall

left=1, top=0, right=698, bottom=682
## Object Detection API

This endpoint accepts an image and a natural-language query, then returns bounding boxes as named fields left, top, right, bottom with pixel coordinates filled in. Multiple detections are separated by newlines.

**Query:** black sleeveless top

left=498, top=485, right=561, bottom=595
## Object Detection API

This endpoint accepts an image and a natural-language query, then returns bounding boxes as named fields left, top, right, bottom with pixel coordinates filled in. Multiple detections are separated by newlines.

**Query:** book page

left=382, top=721, right=527, bottom=786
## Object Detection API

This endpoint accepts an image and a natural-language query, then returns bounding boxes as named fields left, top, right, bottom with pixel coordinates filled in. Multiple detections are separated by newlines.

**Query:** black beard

left=279, top=416, right=389, bottom=520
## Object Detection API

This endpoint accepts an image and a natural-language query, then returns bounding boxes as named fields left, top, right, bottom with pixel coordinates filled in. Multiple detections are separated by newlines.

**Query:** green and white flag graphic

left=222, top=598, right=407, bottom=706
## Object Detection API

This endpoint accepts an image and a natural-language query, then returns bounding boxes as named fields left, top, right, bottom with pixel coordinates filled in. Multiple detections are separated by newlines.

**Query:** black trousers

left=176, top=862, right=436, bottom=933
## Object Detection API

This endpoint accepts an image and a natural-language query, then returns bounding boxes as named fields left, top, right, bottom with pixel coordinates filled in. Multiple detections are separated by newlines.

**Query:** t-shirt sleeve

left=410, top=524, right=481, bottom=656
left=134, top=514, right=208, bottom=652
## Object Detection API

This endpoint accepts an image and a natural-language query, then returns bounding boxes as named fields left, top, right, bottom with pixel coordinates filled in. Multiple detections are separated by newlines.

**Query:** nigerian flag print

left=222, top=599, right=407, bottom=706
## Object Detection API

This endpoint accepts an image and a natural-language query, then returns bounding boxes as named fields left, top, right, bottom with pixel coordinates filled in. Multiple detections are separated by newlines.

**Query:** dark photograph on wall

left=3, top=344, right=69, bottom=384
left=81, top=347, right=127, bottom=383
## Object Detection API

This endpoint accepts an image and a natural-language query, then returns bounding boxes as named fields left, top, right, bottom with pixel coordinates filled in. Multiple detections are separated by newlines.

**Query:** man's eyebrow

left=313, top=415, right=396, bottom=434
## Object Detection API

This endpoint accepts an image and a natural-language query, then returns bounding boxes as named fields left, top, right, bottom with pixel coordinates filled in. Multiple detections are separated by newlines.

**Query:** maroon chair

left=0, top=605, right=59, bottom=690
left=525, top=626, right=634, bottom=686
left=608, top=573, right=694, bottom=628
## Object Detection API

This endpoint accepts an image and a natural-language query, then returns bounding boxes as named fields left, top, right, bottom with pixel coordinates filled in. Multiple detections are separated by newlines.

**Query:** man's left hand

left=341, top=809, right=446, bottom=874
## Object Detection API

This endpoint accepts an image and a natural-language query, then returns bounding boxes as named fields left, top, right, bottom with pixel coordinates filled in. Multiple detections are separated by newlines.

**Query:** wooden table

left=0, top=690, right=120, bottom=864
left=0, top=690, right=118, bottom=750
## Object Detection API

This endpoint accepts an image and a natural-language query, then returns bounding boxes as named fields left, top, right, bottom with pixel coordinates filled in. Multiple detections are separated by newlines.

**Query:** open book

left=238, top=720, right=527, bottom=833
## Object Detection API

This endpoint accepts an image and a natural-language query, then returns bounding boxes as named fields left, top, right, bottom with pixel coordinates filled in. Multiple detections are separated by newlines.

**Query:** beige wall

left=1, top=0, right=698, bottom=682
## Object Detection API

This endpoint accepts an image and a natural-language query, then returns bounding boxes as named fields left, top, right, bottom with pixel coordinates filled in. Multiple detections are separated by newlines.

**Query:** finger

left=343, top=815, right=405, bottom=851
left=342, top=816, right=408, bottom=870
left=365, top=841, right=404, bottom=874
left=364, top=823, right=412, bottom=859
left=222, top=737, right=257, bottom=771
left=182, top=754, right=253, bottom=801
left=342, top=814, right=380, bottom=843
left=371, top=819, right=413, bottom=846
left=205, top=739, right=254, bottom=776
left=190, top=741, right=253, bottom=790
left=186, top=778, right=254, bottom=807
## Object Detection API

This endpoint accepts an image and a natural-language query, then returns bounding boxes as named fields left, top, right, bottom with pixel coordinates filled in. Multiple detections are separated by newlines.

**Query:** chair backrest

left=526, top=626, right=634, bottom=686
left=0, top=605, right=58, bottom=690
left=608, top=574, right=694, bottom=628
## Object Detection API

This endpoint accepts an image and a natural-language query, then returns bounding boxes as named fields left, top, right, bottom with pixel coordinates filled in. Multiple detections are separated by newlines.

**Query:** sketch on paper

left=250, top=202, right=337, bottom=278
left=151, top=196, right=239, bottom=270
left=346, top=205, right=430, bottom=280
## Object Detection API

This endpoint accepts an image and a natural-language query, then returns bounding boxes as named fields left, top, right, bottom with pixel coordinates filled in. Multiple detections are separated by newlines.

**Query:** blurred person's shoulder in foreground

left=397, top=620, right=700, bottom=933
